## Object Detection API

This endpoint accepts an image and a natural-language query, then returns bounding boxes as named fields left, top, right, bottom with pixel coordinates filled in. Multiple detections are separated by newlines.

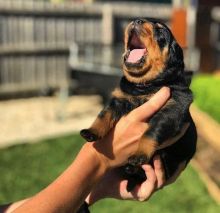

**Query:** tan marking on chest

left=112, top=88, right=153, bottom=103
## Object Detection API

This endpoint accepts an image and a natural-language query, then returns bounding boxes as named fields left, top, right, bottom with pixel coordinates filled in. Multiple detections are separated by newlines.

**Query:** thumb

left=129, top=87, right=170, bottom=122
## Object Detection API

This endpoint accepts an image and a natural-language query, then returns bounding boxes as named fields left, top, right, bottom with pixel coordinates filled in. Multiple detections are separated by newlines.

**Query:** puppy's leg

left=125, top=131, right=186, bottom=192
left=125, top=100, right=191, bottom=191
left=127, top=136, right=158, bottom=167
left=130, top=123, right=189, bottom=174
left=123, top=136, right=155, bottom=192
left=125, top=99, right=190, bottom=164
left=80, top=97, right=134, bottom=142
left=146, top=109, right=189, bottom=149
left=80, top=108, right=116, bottom=142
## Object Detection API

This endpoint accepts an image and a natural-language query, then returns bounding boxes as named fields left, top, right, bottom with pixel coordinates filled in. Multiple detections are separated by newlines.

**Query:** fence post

left=102, top=4, right=113, bottom=46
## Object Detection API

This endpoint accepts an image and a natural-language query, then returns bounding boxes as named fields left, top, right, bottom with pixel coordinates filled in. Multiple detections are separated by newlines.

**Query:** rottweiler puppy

left=80, top=18, right=197, bottom=192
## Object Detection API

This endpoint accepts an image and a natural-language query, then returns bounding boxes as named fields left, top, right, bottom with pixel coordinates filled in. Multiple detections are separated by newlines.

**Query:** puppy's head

left=123, top=18, right=184, bottom=84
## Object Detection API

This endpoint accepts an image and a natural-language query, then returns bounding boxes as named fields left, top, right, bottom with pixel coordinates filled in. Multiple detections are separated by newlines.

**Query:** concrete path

left=0, top=95, right=102, bottom=148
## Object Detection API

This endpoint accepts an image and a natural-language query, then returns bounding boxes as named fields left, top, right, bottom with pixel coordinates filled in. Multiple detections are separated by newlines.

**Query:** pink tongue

left=127, top=49, right=146, bottom=63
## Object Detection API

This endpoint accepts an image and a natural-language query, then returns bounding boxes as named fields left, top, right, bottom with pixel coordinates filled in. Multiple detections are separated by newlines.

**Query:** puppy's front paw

left=80, top=129, right=99, bottom=142
left=127, top=178, right=136, bottom=192
left=128, top=155, right=148, bottom=166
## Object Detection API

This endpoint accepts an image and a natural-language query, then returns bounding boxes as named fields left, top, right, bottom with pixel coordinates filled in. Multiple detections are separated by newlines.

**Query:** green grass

left=0, top=134, right=83, bottom=203
left=0, top=134, right=219, bottom=212
left=191, top=75, right=220, bottom=123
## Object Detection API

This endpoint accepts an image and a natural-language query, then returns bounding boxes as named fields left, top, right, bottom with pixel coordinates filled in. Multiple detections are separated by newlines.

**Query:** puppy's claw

left=80, top=129, right=99, bottom=142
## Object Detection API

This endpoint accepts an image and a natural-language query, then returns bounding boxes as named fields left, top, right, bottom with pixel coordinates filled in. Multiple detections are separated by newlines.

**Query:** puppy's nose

left=134, top=19, right=144, bottom=25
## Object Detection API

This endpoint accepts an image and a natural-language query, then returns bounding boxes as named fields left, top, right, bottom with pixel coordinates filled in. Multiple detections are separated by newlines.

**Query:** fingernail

left=154, top=158, right=161, bottom=166
left=142, top=164, right=151, bottom=170
left=160, top=87, right=170, bottom=98
left=154, top=155, right=160, bottom=160
left=151, top=87, right=170, bottom=102
left=154, top=156, right=162, bottom=168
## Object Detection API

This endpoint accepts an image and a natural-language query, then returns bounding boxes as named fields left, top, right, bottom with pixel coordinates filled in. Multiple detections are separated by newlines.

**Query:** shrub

left=191, top=75, right=220, bottom=123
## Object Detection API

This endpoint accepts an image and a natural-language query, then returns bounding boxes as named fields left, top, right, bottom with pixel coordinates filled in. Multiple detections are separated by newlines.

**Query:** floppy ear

left=164, top=39, right=185, bottom=79
left=154, top=39, right=185, bottom=84
left=168, top=40, right=184, bottom=69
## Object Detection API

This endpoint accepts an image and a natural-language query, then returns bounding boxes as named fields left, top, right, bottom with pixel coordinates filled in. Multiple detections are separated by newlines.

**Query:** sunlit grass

left=191, top=75, right=220, bottom=123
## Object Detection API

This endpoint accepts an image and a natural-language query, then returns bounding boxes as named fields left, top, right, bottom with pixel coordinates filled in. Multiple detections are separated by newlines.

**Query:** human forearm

left=14, top=143, right=107, bottom=213
left=0, top=199, right=29, bottom=213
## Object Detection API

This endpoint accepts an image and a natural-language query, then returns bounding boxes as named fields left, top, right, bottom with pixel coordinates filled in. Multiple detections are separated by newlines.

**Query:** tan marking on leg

left=90, top=111, right=115, bottom=139
left=137, top=137, right=158, bottom=159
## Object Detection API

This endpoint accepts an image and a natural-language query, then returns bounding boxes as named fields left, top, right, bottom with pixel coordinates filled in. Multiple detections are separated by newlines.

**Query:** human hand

left=92, top=87, right=170, bottom=169
left=86, top=155, right=165, bottom=204
left=86, top=155, right=186, bottom=205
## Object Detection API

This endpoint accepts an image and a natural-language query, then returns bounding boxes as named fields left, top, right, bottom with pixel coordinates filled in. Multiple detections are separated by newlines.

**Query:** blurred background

left=0, top=0, right=220, bottom=212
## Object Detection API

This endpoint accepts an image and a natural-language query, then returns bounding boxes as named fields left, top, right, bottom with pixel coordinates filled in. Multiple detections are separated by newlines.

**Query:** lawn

left=191, top=75, right=220, bottom=123
left=0, top=134, right=219, bottom=213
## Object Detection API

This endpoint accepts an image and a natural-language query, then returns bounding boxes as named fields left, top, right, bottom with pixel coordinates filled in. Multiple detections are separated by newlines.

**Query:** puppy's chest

left=111, top=88, right=152, bottom=114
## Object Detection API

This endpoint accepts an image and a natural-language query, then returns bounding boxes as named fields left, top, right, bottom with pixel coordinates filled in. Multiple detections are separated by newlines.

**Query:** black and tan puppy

left=80, top=18, right=197, bottom=191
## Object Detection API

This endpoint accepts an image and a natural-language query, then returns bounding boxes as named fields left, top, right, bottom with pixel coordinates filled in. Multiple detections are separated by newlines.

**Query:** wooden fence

left=0, top=0, right=172, bottom=96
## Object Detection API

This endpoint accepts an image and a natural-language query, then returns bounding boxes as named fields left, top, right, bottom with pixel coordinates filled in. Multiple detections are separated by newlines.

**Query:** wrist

left=85, top=182, right=108, bottom=206
left=82, top=142, right=109, bottom=175
left=85, top=192, right=100, bottom=206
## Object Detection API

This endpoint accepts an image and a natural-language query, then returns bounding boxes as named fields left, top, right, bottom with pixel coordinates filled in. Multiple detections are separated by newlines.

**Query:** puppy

left=80, top=18, right=197, bottom=192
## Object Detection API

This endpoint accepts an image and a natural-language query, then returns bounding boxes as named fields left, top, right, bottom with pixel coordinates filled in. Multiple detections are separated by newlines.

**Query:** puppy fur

left=80, top=18, right=197, bottom=192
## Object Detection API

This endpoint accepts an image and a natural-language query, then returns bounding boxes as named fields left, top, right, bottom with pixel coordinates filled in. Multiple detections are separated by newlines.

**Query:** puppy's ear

left=159, top=39, right=185, bottom=83
left=169, top=40, right=184, bottom=68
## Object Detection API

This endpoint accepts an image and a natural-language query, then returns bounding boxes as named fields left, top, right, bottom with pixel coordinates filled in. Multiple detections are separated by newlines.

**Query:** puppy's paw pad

left=80, top=129, right=99, bottom=142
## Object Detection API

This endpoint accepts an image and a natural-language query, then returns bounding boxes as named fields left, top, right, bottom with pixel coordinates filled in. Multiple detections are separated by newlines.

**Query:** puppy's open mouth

left=124, top=30, right=147, bottom=66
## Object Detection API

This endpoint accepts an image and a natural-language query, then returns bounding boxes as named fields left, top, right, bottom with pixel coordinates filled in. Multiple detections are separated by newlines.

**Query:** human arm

left=0, top=199, right=29, bottom=213
left=1, top=155, right=184, bottom=213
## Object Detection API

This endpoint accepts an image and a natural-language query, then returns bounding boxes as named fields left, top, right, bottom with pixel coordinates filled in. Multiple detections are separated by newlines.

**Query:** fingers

left=129, top=87, right=170, bottom=122
left=130, top=157, right=165, bottom=201
left=133, top=164, right=157, bottom=201
left=116, top=159, right=184, bottom=202
left=153, top=155, right=166, bottom=189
